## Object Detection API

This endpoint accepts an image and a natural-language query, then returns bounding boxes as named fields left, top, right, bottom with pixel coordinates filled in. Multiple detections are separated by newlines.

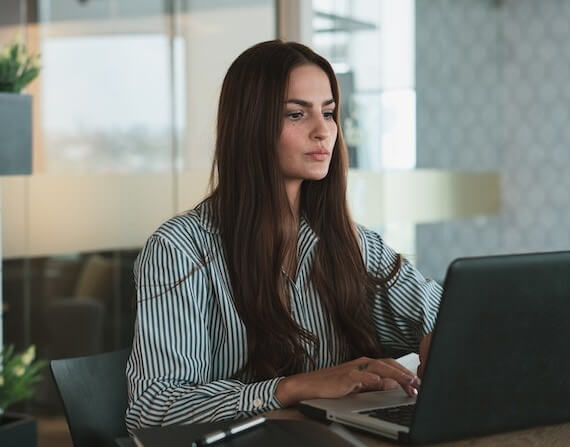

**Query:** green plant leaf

left=0, top=344, right=46, bottom=411
left=0, top=39, right=40, bottom=93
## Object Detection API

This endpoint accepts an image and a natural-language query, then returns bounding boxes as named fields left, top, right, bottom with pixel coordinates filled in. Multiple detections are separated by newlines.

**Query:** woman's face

left=277, top=64, right=338, bottom=186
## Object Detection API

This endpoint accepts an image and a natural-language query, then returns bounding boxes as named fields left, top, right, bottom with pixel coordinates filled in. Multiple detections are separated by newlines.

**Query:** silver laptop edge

left=300, top=388, right=415, bottom=439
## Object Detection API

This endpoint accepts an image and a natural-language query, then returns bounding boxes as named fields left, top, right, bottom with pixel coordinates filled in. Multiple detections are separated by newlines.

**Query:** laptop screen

left=411, top=251, right=570, bottom=444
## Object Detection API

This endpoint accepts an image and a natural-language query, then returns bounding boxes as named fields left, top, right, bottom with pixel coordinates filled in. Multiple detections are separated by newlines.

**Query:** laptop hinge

left=297, top=403, right=328, bottom=422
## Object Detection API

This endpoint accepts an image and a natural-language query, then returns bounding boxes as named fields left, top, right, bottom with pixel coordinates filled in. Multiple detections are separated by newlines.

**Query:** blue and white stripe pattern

left=125, top=200, right=442, bottom=433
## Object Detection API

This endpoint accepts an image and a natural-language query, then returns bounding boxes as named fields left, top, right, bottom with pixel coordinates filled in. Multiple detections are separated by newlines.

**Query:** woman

left=126, top=40, right=441, bottom=432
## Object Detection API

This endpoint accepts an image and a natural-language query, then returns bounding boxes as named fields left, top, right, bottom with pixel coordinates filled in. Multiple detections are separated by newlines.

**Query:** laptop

left=299, top=251, right=570, bottom=444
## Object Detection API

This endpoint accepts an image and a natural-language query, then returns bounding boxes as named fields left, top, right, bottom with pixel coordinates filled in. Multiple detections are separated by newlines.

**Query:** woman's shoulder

left=355, top=223, right=385, bottom=249
left=355, top=223, right=399, bottom=271
left=147, top=199, right=220, bottom=256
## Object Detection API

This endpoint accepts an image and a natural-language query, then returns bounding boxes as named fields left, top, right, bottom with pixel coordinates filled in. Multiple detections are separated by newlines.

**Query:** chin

left=304, top=169, right=330, bottom=181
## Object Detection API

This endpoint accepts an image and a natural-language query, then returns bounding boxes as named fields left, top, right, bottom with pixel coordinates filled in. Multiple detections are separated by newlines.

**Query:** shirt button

left=253, top=398, right=263, bottom=409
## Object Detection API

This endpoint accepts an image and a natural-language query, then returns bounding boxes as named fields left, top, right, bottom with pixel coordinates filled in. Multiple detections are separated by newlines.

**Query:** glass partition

left=1, top=1, right=275, bottom=442
left=311, top=0, right=420, bottom=258
left=312, top=0, right=415, bottom=171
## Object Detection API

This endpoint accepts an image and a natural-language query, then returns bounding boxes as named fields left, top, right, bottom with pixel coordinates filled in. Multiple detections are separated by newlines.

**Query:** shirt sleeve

left=125, top=234, right=283, bottom=434
left=359, top=226, right=442, bottom=353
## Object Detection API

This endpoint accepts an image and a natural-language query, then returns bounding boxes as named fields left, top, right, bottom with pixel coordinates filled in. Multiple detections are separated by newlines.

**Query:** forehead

left=285, top=64, right=333, bottom=100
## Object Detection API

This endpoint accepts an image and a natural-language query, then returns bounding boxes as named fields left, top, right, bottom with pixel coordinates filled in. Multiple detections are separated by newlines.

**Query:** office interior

left=1, top=0, right=569, bottom=446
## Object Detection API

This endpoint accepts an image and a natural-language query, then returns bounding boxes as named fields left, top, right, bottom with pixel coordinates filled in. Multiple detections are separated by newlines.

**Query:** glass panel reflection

left=311, top=0, right=415, bottom=171
left=1, top=2, right=276, bottom=438
left=41, top=34, right=185, bottom=173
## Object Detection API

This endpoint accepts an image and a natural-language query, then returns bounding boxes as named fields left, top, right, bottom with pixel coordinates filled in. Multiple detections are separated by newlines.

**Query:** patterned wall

left=415, top=0, right=570, bottom=281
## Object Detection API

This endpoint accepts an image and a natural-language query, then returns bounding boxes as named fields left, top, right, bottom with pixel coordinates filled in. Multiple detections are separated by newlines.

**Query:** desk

left=265, top=409, right=570, bottom=446
left=117, top=410, right=570, bottom=446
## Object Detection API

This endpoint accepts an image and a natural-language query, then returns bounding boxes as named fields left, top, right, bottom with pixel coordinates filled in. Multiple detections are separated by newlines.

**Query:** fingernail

left=412, top=388, right=418, bottom=396
left=408, top=376, right=420, bottom=386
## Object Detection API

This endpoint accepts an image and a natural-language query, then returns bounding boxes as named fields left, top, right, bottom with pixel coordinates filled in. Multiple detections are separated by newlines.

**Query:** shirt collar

left=298, top=215, right=319, bottom=248
left=195, top=199, right=219, bottom=234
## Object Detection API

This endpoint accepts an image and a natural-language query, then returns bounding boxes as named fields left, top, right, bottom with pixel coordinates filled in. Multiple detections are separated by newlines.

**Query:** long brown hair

left=208, top=40, right=400, bottom=380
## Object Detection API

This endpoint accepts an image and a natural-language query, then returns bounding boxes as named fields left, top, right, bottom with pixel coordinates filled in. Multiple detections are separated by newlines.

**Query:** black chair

left=50, top=348, right=131, bottom=447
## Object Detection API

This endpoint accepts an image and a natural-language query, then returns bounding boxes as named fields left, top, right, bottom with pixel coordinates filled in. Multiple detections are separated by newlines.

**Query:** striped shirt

left=125, top=200, right=442, bottom=433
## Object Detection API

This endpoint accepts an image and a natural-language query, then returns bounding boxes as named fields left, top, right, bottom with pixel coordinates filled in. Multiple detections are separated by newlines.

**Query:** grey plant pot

left=0, top=92, right=33, bottom=175
left=0, top=413, right=37, bottom=447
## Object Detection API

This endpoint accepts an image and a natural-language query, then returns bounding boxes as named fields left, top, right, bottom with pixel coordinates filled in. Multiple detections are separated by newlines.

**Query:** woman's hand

left=417, top=333, right=432, bottom=378
left=275, top=356, right=420, bottom=407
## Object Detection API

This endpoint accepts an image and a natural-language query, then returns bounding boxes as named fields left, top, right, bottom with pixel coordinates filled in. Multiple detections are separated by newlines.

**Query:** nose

left=310, top=115, right=331, bottom=141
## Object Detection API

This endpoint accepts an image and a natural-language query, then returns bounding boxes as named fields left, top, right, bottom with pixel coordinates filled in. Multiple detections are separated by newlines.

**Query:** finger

left=361, top=371, right=382, bottom=388
left=356, top=376, right=400, bottom=393
left=374, top=376, right=416, bottom=396
left=348, top=368, right=380, bottom=391
left=381, top=358, right=418, bottom=379
left=382, top=358, right=422, bottom=390
left=382, top=378, right=399, bottom=390
left=350, top=369, right=383, bottom=389
left=419, top=333, right=432, bottom=364
left=365, top=359, right=420, bottom=396
left=417, top=362, right=423, bottom=378
left=356, top=372, right=402, bottom=392
left=367, top=358, right=417, bottom=381
left=378, top=358, right=421, bottom=388
left=352, top=358, right=419, bottom=395
left=418, top=334, right=432, bottom=378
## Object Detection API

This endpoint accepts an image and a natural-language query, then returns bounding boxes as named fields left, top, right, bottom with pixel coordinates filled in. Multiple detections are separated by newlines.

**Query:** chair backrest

left=50, top=348, right=130, bottom=447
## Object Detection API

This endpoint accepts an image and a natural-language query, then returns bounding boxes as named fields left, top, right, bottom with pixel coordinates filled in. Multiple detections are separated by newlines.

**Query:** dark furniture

left=50, top=348, right=130, bottom=447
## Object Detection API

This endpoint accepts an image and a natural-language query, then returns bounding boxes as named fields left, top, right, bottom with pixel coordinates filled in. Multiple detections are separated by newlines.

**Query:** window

left=312, top=0, right=416, bottom=171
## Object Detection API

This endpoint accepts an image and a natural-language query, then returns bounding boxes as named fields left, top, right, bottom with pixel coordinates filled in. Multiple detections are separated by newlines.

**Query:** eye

left=323, top=110, right=335, bottom=120
left=287, top=111, right=304, bottom=120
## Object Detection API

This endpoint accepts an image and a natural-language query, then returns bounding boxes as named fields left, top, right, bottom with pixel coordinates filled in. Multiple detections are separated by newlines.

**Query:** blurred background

left=1, top=0, right=570, bottom=445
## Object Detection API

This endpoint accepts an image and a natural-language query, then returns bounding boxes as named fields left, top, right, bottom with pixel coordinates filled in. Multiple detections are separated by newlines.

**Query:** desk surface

left=118, top=410, right=570, bottom=447
left=265, top=408, right=570, bottom=446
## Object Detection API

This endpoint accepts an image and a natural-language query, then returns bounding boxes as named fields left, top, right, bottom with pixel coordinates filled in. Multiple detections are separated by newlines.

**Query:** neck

left=284, top=180, right=302, bottom=221
left=283, top=180, right=302, bottom=280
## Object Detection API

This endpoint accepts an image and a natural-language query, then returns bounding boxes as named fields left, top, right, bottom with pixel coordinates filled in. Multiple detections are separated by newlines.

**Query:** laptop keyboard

left=359, top=404, right=416, bottom=427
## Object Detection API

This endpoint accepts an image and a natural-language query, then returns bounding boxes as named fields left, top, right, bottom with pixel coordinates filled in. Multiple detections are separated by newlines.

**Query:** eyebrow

left=285, top=98, right=336, bottom=107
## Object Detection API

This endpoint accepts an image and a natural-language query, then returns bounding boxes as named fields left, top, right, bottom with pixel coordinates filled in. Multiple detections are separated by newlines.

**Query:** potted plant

left=0, top=345, right=46, bottom=447
left=0, top=38, right=40, bottom=175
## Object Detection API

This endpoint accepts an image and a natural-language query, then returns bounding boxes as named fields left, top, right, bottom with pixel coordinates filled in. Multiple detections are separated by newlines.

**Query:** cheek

left=329, top=123, right=338, bottom=145
left=278, top=125, right=301, bottom=155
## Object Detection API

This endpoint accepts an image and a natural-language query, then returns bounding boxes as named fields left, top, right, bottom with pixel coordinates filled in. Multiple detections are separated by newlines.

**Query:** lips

left=305, top=150, right=330, bottom=161
left=306, top=149, right=330, bottom=155
left=306, top=150, right=330, bottom=155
